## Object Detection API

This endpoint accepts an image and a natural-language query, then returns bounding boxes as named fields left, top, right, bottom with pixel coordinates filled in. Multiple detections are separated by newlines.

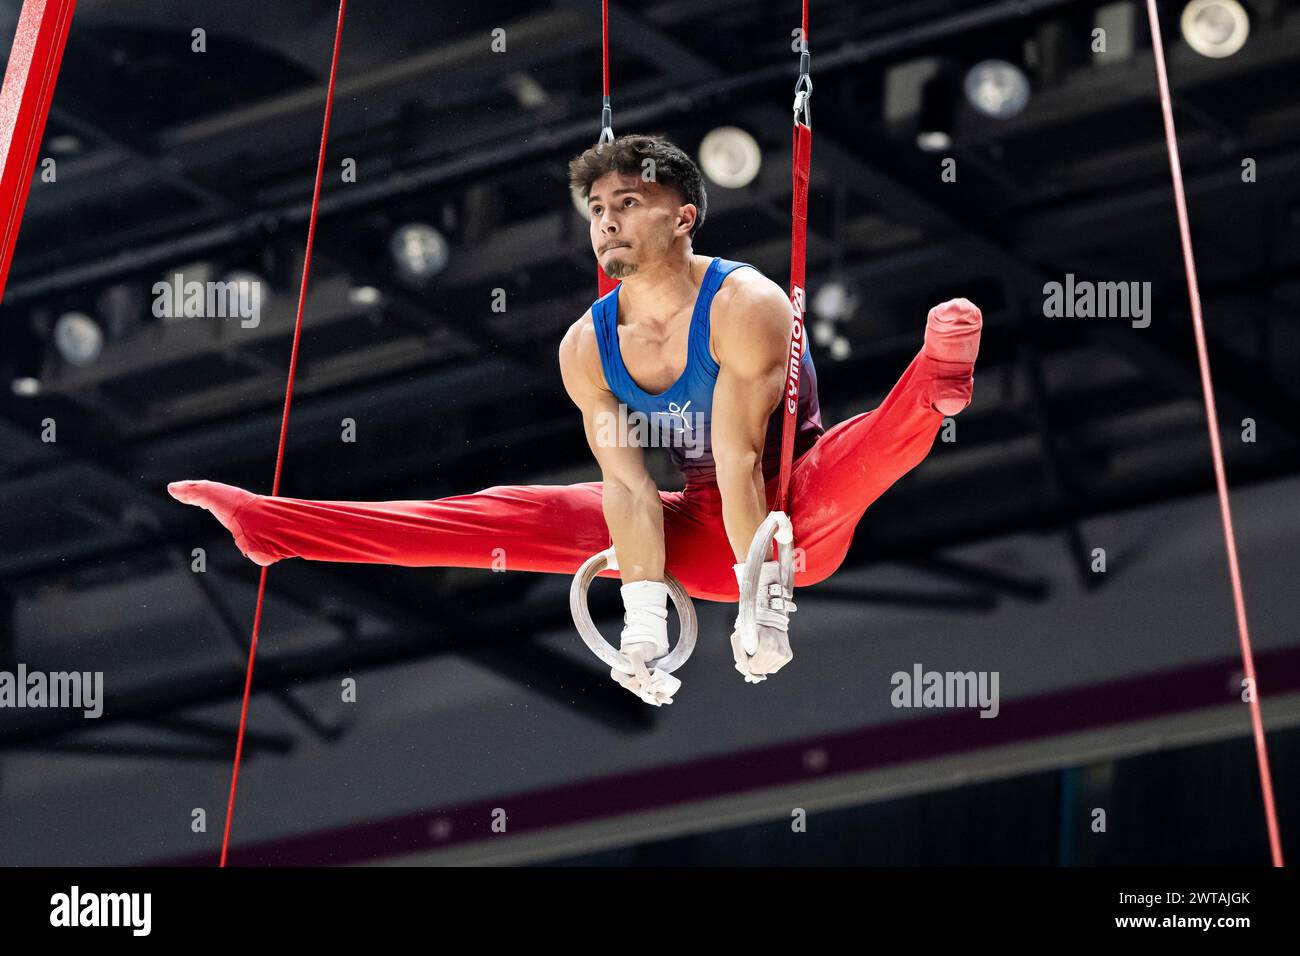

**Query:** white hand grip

left=737, top=511, right=795, bottom=656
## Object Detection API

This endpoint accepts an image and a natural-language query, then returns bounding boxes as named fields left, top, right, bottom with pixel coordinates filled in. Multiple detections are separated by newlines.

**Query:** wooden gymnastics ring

left=570, top=547, right=697, bottom=675
left=737, top=511, right=796, bottom=656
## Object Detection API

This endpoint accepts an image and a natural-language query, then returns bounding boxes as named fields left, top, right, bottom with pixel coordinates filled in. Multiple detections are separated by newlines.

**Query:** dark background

left=0, top=0, right=1296, bottom=866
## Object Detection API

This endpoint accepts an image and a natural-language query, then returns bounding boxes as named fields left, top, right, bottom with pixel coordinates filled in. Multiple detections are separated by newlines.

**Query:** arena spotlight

left=1180, top=0, right=1250, bottom=58
left=46, top=133, right=83, bottom=155
left=389, top=223, right=450, bottom=282
left=916, top=74, right=958, bottom=153
left=502, top=72, right=549, bottom=108
left=8, top=325, right=43, bottom=396
left=698, top=126, right=762, bottom=188
left=812, top=280, right=859, bottom=323
left=53, top=311, right=104, bottom=367
left=348, top=285, right=382, bottom=307
left=916, top=130, right=953, bottom=152
left=963, top=60, right=1031, bottom=119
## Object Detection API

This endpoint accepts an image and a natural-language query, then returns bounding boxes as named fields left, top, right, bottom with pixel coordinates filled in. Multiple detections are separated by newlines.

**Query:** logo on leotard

left=666, top=400, right=693, bottom=431
left=593, top=403, right=706, bottom=458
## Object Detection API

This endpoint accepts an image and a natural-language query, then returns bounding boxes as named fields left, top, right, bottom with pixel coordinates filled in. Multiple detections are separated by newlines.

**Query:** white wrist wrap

left=620, top=580, right=670, bottom=658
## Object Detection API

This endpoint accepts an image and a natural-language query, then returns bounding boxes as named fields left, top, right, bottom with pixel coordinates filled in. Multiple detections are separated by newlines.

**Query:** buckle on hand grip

left=737, top=511, right=796, bottom=656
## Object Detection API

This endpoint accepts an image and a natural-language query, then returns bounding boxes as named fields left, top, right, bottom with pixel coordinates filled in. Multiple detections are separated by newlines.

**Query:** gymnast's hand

left=730, top=560, right=795, bottom=683
left=610, top=580, right=680, bottom=705
left=610, top=642, right=681, bottom=706
left=730, top=622, right=793, bottom=683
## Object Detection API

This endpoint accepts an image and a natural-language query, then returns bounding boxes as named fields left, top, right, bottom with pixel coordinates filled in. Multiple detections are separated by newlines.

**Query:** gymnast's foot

left=166, top=479, right=278, bottom=566
left=923, top=297, right=982, bottom=416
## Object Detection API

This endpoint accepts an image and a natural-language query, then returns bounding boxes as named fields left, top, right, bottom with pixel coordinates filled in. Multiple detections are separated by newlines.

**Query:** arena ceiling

left=2, top=0, right=1298, bottom=750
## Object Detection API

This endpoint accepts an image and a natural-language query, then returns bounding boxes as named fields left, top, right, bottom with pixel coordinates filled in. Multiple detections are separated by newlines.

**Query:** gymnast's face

left=587, top=171, right=691, bottom=280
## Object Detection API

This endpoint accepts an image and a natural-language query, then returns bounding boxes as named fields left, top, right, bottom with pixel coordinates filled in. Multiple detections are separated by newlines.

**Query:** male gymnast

left=168, top=133, right=982, bottom=705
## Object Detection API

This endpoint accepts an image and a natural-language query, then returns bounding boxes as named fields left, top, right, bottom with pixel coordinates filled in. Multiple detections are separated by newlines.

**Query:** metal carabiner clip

left=599, top=96, right=614, bottom=144
left=792, top=49, right=812, bottom=128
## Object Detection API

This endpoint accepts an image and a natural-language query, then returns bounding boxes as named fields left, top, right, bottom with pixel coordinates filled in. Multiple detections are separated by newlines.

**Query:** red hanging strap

left=219, top=0, right=348, bottom=867
left=774, top=5, right=812, bottom=513
left=0, top=0, right=77, bottom=301
left=601, top=0, right=609, bottom=99
left=776, top=122, right=811, bottom=512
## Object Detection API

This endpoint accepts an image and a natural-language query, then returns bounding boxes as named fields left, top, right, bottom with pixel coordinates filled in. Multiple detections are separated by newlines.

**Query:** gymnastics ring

left=570, top=548, right=697, bottom=675
left=737, top=511, right=796, bottom=656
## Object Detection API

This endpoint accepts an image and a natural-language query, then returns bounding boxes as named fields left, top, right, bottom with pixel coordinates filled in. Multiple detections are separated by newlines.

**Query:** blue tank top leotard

left=592, top=256, right=823, bottom=488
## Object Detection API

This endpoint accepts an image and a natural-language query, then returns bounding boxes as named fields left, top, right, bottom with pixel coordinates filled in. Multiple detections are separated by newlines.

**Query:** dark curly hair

left=568, top=133, right=707, bottom=238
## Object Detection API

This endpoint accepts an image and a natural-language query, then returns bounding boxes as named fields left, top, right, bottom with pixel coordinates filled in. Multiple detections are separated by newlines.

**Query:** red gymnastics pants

left=208, top=346, right=963, bottom=603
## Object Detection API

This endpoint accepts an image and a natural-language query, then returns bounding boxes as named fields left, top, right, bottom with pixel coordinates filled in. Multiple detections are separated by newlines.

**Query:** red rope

left=219, top=0, right=348, bottom=868
left=1143, top=0, right=1283, bottom=866
left=0, top=0, right=78, bottom=302
left=602, top=0, right=609, bottom=98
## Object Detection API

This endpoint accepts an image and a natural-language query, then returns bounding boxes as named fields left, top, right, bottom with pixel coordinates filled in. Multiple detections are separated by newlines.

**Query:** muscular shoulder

left=559, top=309, right=610, bottom=399
left=710, top=267, right=792, bottom=372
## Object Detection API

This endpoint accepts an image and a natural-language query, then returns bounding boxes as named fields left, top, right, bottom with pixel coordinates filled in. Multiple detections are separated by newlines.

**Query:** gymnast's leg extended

left=166, top=477, right=736, bottom=596
left=784, top=297, right=982, bottom=587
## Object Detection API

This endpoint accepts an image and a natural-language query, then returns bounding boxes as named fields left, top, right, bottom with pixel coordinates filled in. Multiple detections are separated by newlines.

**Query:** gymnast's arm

left=710, top=275, right=791, bottom=562
left=559, top=313, right=665, bottom=584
